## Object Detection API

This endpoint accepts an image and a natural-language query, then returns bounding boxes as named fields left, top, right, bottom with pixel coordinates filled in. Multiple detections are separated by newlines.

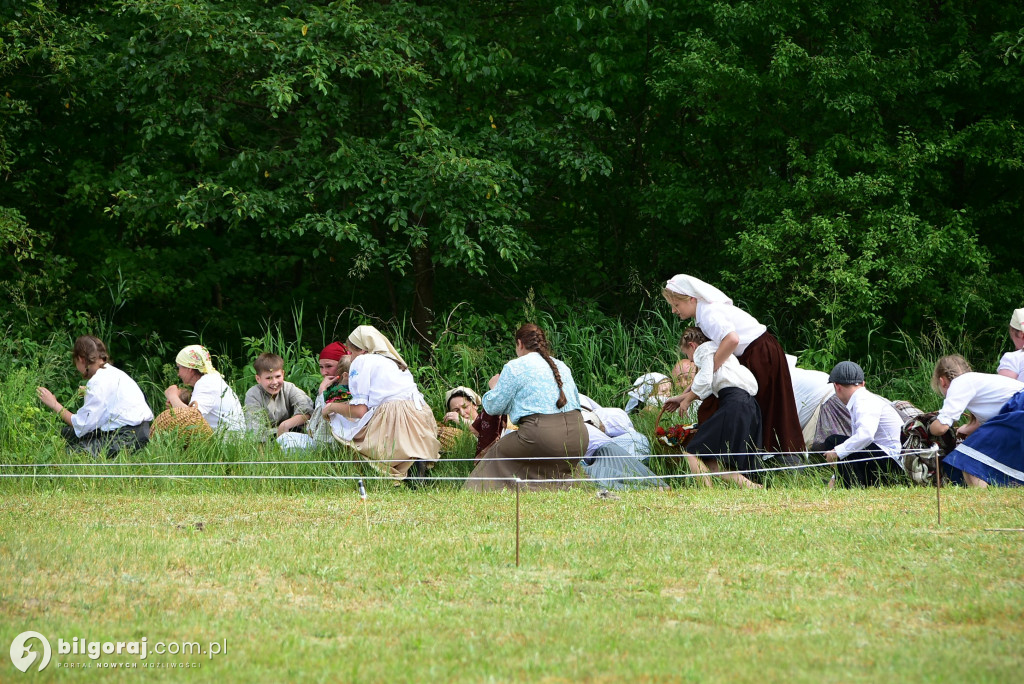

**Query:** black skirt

left=688, top=387, right=763, bottom=471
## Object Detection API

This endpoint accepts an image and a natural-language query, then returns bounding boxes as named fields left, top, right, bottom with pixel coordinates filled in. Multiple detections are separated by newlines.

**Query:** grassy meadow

left=1, top=486, right=1022, bottom=682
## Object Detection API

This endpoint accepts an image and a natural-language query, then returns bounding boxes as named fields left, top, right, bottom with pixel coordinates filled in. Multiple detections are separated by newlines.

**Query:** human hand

left=825, top=451, right=838, bottom=463
left=488, top=373, right=500, bottom=389
left=444, top=411, right=464, bottom=425
left=36, top=386, right=59, bottom=412
left=276, top=423, right=289, bottom=438
left=165, top=385, right=180, bottom=400
left=319, top=375, right=337, bottom=394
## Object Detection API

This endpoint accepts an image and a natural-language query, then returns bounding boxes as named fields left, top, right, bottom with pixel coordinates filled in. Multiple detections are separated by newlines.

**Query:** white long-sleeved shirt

left=689, top=342, right=758, bottom=400
left=695, top=302, right=767, bottom=357
left=937, top=372, right=1024, bottom=426
left=834, top=387, right=902, bottom=461
left=71, top=364, right=154, bottom=437
left=192, top=373, right=245, bottom=432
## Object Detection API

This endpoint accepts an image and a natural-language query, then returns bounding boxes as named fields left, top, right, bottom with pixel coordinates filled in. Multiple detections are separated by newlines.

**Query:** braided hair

left=516, top=323, right=567, bottom=409
left=73, top=335, right=109, bottom=366
left=931, top=354, right=971, bottom=394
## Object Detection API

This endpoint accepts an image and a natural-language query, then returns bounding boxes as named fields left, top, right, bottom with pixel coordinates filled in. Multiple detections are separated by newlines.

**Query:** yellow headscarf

left=175, top=345, right=218, bottom=375
left=346, top=325, right=408, bottom=370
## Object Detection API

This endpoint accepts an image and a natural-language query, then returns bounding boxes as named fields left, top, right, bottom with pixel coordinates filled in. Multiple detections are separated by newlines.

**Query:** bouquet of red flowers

left=655, top=423, right=697, bottom=449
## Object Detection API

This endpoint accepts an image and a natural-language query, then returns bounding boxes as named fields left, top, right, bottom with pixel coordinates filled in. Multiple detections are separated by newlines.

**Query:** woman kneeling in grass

left=663, top=328, right=763, bottom=489
left=466, top=323, right=588, bottom=491
left=36, top=335, right=154, bottom=457
left=326, top=326, right=440, bottom=484
left=930, top=354, right=1024, bottom=487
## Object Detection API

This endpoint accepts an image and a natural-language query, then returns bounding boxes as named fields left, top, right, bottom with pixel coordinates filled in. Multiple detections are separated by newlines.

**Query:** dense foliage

left=2, top=0, right=1022, bottom=368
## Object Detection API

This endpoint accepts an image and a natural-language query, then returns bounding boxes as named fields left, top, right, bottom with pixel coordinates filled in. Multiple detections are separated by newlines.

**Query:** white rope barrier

left=0, top=448, right=936, bottom=469
left=0, top=451, right=931, bottom=482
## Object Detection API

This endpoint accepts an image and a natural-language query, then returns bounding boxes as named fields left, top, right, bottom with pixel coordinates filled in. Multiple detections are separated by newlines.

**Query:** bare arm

left=36, top=387, right=73, bottom=426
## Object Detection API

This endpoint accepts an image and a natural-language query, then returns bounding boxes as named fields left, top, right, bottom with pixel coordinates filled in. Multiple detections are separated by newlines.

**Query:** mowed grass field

left=1, top=485, right=1022, bottom=682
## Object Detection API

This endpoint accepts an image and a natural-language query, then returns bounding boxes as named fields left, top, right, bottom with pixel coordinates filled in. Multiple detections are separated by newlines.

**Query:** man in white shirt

left=821, top=361, right=905, bottom=487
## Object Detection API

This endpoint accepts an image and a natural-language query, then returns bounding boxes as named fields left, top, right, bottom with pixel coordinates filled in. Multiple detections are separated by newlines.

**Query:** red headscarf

left=319, top=341, right=349, bottom=361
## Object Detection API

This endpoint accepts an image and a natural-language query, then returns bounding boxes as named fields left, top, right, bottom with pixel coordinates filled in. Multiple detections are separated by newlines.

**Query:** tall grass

left=0, top=300, right=1001, bottom=493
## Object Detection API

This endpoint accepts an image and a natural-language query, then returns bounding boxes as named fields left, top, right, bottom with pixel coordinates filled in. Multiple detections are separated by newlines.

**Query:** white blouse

left=344, top=354, right=426, bottom=437
left=690, top=342, right=758, bottom=400
left=695, top=301, right=767, bottom=356
left=71, top=364, right=154, bottom=437
left=937, top=372, right=1024, bottom=426
left=997, top=350, right=1024, bottom=381
left=192, top=373, right=245, bottom=432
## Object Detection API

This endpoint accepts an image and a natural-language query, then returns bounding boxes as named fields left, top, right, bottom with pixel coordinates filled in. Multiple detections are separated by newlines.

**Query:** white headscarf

left=665, top=274, right=733, bottom=305
left=347, top=325, right=407, bottom=370
left=1011, top=308, right=1024, bottom=332
left=445, top=386, right=482, bottom=409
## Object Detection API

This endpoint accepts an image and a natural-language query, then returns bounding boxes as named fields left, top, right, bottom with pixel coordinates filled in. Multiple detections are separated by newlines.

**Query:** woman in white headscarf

left=662, top=275, right=804, bottom=461
left=328, top=325, right=440, bottom=483
left=996, top=307, right=1024, bottom=381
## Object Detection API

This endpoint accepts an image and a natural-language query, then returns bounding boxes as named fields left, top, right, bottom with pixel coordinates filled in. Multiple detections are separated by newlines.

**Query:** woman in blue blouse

left=466, top=323, right=589, bottom=491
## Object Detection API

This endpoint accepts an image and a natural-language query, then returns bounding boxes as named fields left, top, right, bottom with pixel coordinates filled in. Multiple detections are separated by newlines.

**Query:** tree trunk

left=411, top=245, right=435, bottom=349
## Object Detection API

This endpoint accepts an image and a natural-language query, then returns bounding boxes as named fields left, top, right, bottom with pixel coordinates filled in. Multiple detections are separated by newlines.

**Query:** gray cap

left=827, top=360, right=865, bottom=385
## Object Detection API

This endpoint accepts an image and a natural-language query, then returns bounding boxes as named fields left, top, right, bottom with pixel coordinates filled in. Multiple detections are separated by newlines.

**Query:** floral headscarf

left=175, top=345, right=218, bottom=375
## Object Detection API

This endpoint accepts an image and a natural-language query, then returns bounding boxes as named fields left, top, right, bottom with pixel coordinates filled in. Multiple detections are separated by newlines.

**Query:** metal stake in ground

left=358, top=478, right=369, bottom=534
left=515, top=477, right=521, bottom=568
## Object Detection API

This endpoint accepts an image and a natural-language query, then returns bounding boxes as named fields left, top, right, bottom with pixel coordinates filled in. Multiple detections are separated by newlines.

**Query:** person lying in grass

left=930, top=354, right=1024, bottom=488
left=36, top=335, right=154, bottom=458
left=663, top=327, right=763, bottom=489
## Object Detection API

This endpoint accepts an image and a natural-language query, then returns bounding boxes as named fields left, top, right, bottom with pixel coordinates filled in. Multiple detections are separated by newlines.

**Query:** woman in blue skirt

left=929, top=355, right=1024, bottom=487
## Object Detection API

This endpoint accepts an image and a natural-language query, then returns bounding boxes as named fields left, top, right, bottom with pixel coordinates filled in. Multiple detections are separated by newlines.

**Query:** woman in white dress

left=326, top=326, right=440, bottom=483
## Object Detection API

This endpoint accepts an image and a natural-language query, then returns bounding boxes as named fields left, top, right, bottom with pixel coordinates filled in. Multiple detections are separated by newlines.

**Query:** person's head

left=445, top=387, right=481, bottom=422
left=679, top=327, right=710, bottom=362
left=828, top=361, right=866, bottom=403
left=931, top=354, right=971, bottom=397
left=1010, top=308, right=1024, bottom=351
left=346, top=325, right=407, bottom=371
left=254, top=353, right=285, bottom=396
left=515, top=323, right=567, bottom=408
left=335, top=354, right=353, bottom=383
left=663, top=275, right=733, bottom=321
left=318, top=341, right=350, bottom=377
left=175, top=345, right=217, bottom=385
left=662, top=289, right=698, bottom=321
left=72, top=335, right=109, bottom=378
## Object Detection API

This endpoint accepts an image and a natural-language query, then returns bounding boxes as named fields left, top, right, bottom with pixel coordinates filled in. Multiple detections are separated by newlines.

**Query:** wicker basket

left=436, top=422, right=465, bottom=453
left=151, top=405, right=213, bottom=446
left=652, top=405, right=698, bottom=454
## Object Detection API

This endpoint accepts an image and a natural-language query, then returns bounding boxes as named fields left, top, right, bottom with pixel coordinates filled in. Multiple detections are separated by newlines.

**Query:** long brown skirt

left=348, top=400, right=441, bottom=480
left=465, top=411, right=589, bottom=492
left=737, top=332, right=805, bottom=457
